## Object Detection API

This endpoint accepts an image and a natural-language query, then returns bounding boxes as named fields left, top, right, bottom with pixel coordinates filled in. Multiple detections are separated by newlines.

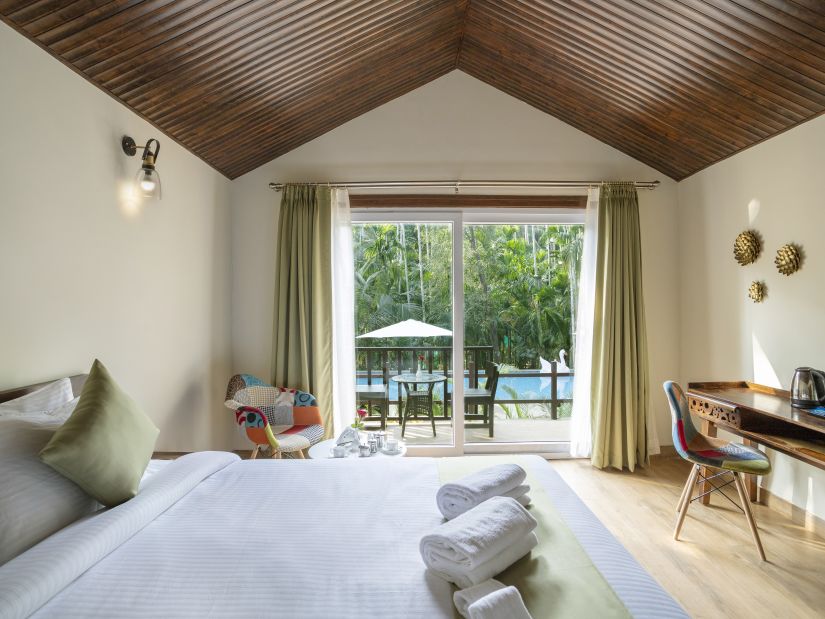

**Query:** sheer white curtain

left=330, top=189, right=356, bottom=435
left=569, top=187, right=599, bottom=457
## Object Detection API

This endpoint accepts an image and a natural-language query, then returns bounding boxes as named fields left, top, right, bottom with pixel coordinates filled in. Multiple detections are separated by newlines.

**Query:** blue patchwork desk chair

left=225, top=374, right=325, bottom=459
left=663, top=381, right=771, bottom=561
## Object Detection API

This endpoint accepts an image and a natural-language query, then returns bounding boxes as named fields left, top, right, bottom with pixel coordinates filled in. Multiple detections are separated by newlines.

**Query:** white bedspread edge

left=0, top=451, right=239, bottom=619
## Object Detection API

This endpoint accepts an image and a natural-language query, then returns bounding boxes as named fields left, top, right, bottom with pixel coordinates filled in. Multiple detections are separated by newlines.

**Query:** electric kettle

left=790, top=367, right=825, bottom=408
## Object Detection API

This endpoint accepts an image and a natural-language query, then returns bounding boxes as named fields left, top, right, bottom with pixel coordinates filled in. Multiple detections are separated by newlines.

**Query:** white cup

left=332, top=445, right=347, bottom=458
left=386, top=438, right=399, bottom=453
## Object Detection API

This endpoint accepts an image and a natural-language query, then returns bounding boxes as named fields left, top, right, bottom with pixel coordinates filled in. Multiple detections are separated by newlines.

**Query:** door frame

left=352, top=210, right=465, bottom=456
left=351, top=206, right=585, bottom=456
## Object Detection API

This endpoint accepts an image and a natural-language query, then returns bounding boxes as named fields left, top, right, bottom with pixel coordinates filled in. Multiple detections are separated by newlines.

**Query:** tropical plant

left=499, top=385, right=533, bottom=419
left=353, top=223, right=583, bottom=374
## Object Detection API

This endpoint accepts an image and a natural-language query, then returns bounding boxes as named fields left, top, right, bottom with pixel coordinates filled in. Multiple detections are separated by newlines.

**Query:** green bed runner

left=437, top=456, right=632, bottom=619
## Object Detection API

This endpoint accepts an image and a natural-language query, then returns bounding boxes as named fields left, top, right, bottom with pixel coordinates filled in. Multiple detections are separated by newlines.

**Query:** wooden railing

left=356, top=346, right=573, bottom=422
left=357, top=345, right=493, bottom=388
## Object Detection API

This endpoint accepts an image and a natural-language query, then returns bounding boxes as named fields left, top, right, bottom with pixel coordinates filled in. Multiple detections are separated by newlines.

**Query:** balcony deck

left=368, top=406, right=571, bottom=445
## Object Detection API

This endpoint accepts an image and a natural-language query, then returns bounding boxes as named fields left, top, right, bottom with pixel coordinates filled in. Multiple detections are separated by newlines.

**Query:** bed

left=0, top=378, right=687, bottom=619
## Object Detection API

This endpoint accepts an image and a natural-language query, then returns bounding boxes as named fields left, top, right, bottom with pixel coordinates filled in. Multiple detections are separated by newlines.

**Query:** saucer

left=381, top=447, right=402, bottom=456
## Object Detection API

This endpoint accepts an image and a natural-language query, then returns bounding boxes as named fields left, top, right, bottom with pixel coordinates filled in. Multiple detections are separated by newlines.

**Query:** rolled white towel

left=421, top=496, right=538, bottom=588
left=502, top=484, right=531, bottom=507
left=468, top=586, right=533, bottom=619
left=437, top=464, right=527, bottom=519
left=454, top=580, right=506, bottom=618
left=443, top=532, right=538, bottom=588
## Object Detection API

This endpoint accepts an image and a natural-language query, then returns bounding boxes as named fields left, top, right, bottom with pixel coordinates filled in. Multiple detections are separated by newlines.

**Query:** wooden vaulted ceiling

left=2, top=1, right=824, bottom=180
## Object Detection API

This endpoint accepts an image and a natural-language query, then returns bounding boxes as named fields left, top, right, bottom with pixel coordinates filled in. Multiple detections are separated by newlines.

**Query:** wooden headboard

left=0, top=375, right=88, bottom=404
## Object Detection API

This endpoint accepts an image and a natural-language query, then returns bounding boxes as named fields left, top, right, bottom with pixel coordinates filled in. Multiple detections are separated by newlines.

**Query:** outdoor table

left=391, top=373, right=447, bottom=438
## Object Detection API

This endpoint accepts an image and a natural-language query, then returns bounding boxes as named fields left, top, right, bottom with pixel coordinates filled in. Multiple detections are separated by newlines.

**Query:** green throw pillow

left=39, top=359, right=159, bottom=506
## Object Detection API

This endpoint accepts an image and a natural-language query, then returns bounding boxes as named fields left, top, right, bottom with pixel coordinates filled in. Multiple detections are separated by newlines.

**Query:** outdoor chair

left=225, top=374, right=324, bottom=459
left=663, top=381, right=771, bottom=560
left=464, top=362, right=500, bottom=438
left=356, top=364, right=391, bottom=429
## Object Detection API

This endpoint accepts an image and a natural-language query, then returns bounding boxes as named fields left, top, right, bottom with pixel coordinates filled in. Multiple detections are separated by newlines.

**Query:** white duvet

left=0, top=453, right=686, bottom=619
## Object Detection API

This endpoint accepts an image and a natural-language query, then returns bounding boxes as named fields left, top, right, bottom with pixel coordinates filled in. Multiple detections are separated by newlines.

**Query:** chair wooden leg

left=676, top=463, right=696, bottom=514
left=700, top=420, right=717, bottom=505
left=674, top=464, right=700, bottom=540
left=293, top=449, right=305, bottom=459
left=250, top=445, right=259, bottom=460
left=733, top=473, right=767, bottom=561
left=271, top=449, right=281, bottom=459
left=488, top=402, right=494, bottom=438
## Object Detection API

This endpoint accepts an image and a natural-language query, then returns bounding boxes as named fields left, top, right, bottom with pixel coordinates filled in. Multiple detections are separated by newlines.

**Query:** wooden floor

left=551, top=456, right=825, bottom=619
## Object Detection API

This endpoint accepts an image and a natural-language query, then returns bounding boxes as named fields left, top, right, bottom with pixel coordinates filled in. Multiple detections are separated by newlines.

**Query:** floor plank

left=551, top=456, right=825, bottom=619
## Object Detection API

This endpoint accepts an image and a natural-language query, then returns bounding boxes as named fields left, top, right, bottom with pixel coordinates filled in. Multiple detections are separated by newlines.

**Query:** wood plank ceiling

left=2, top=1, right=824, bottom=180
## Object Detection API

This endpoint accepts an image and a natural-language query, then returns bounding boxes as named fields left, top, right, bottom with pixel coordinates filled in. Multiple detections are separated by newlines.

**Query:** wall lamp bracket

left=122, top=135, right=162, bottom=200
left=122, top=136, right=160, bottom=161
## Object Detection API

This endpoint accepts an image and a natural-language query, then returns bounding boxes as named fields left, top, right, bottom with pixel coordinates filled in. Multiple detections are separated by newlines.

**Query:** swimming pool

left=356, top=372, right=574, bottom=402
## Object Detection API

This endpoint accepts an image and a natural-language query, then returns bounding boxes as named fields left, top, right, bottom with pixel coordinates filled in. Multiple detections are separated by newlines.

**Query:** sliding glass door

left=351, top=208, right=582, bottom=455
left=462, top=222, right=582, bottom=451
left=352, top=215, right=463, bottom=455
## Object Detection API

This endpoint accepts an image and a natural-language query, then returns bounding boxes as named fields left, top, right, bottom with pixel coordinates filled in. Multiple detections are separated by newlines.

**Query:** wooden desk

left=687, top=381, right=825, bottom=503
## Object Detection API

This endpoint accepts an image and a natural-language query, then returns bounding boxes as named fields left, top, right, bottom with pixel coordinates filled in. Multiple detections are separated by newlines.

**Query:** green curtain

left=590, top=183, right=650, bottom=471
left=272, top=184, right=334, bottom=438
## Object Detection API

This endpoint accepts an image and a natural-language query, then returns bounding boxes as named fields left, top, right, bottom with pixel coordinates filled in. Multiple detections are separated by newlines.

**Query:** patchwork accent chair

left=663, top=381, right=771, bottom=560
left=225, top=374, right=324, bottom=459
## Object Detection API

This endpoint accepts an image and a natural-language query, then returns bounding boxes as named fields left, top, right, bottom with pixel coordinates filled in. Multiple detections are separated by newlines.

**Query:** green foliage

left=499, top=385, right=533, bottom=419
left=353, top=223, right=583, bottom=370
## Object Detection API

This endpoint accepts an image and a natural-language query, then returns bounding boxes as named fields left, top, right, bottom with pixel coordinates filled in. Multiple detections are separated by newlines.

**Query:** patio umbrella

left=357, top=319, right=452, bottom=339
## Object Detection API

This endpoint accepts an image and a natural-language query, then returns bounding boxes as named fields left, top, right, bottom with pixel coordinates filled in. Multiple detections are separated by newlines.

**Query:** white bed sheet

left=21, top=456, right=454, bottom=619
left=0, top=454, right=686, bottom=619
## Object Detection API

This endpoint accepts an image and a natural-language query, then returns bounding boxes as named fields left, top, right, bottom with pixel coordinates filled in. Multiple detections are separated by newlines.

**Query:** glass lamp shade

left=135, top=166, right=162, bottom=199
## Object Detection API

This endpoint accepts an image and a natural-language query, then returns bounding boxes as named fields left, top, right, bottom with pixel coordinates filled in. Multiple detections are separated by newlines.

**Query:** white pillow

left=16, top=396, right=80, bottom=426
left=0, top=378, right=74, bottom=417
left=0, top=416, right=100, bottom=565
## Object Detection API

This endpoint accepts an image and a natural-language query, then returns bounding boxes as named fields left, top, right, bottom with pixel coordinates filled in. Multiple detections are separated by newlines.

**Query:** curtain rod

left=267, top=179, right=660, bottom=192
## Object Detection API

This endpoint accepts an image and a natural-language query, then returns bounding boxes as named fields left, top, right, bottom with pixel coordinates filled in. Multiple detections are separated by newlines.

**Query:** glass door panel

left=353, top=222, right=455, bottom=447
left=463, top=223, right=583, bottom=445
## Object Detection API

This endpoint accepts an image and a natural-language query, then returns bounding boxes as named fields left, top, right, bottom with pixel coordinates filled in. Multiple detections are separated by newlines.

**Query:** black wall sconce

left=122, top=136, right=162, bottom=200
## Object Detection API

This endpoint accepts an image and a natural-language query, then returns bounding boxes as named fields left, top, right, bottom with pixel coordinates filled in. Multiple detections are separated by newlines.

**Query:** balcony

left=356, top=345, right=573, bottom=445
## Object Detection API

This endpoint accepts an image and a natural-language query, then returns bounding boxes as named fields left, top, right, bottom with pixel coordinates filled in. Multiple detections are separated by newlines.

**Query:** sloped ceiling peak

left=2, top=0, right=824, bottom=180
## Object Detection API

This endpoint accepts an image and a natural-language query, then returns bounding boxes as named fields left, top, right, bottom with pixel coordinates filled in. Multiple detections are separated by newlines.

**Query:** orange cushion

left=245, top=427, right=270, bottom=446
left=292, top=406, right=322, bottom=426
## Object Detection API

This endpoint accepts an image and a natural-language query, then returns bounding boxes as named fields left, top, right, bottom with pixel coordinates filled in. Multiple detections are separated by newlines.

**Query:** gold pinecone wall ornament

left=748, top=281, right=766, bottom=303
left=733, top=230, right=762, bottom=265
left=774, top=243, right=802, bottom=276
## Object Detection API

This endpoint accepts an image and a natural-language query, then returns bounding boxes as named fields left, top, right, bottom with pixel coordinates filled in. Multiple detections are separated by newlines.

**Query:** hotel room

left=1, top=2, right=823, bottom=618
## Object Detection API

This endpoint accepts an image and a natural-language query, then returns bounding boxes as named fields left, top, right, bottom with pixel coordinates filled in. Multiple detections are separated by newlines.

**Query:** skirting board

left=760, top=487, right=825, bottom=538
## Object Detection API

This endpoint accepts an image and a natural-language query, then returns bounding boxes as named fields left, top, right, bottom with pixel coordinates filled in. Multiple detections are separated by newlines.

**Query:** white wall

left=678, top=114, right=825, bottom=519
left=0, top=23, right=233, bottom=451
left=229, top=71, right=681, bottom=450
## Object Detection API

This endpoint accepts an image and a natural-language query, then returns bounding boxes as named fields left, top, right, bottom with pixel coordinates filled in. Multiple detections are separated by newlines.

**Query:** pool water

left=356, top=372, right=573, bottom=402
